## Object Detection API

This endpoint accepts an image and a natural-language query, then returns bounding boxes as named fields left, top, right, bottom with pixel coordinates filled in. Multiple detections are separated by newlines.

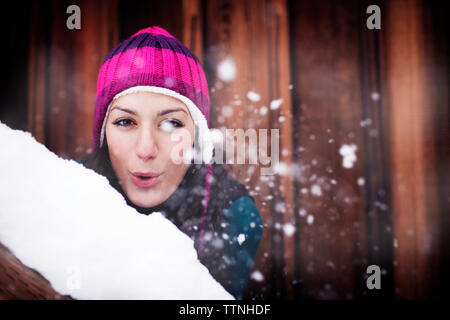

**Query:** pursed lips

left=130, top=171, right=162, bottom=188
left=131, top=171, right=161, bottom=178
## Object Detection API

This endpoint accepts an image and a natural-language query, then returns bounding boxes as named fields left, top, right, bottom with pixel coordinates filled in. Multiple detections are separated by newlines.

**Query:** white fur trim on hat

left=99, top=86, right=214, bottom=164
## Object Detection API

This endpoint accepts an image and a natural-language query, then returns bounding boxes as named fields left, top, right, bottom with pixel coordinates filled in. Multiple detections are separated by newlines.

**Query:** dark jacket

left=76, top=155, right=263, bottom=299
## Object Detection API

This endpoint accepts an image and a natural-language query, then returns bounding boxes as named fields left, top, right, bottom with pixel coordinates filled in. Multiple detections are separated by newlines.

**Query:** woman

left=77, top=26, right=263, bottom=299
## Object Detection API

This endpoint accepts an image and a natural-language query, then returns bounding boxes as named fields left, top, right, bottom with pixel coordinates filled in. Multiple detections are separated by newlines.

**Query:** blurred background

left=0, top=0, right=448, bottom=299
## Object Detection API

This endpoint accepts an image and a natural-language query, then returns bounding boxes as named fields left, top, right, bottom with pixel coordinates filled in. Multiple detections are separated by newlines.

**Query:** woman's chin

left=126, top=190, right=161, bottom=209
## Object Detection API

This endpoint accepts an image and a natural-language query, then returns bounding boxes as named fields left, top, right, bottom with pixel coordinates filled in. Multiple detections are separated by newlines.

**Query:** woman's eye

left=160, top=119, right=184, bottom=132
left=113, top=119, right=134, bottom=127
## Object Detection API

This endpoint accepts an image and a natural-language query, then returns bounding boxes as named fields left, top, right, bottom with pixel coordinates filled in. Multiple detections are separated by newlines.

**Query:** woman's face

left=105, top=91, right=195, bottom=208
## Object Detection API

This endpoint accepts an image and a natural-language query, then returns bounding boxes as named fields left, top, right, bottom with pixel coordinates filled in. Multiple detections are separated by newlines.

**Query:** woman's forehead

left=112, top=91, right=189, bottom=113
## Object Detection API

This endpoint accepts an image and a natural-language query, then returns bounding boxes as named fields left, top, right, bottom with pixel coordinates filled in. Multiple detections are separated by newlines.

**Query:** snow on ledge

left=0, top=121, right=233, bottom=300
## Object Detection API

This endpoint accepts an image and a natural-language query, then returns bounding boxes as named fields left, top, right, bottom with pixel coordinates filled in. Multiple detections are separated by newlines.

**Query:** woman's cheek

left=158, top=133, right=178, bottom=163
left=109, top=130, right=133, bottom=155
left=107, top=131, right=132, bottom=175
left=166, top=129, right=193, bottom=162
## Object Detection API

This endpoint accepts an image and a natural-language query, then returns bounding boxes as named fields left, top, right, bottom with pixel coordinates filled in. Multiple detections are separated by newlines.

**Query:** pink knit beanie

left=92, top=26, right=213, bottom=163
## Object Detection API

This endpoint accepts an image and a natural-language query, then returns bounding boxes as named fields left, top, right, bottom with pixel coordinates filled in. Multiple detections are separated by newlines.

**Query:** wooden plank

left=71, top=0, right=119, bottom=158
left=265, top=0, right=295, bottom=299
left=290, top=0, right=369, bottom=299
left=27, top=1, right=52, bottom=145
left=46, top=0, right=75, bottom=158
left=0, top=242, right=71, bottom=299
left=383, top=0, right=441, bottom=299
left=204, top=0, right=272, bottom=298
left=204, top=0, right=294, bottom=298
left=183, top=0, right=204, bottom=63
left=358, top=0, right=395, bottom=299
left=28, top=0, right=119, bottom=158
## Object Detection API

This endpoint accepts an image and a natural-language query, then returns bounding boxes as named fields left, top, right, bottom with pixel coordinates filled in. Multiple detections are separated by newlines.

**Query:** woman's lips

left=131, top=172, right=161, bottom=188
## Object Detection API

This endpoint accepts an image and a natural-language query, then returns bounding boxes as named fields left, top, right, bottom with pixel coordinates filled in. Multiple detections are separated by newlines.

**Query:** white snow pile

left=0, top=121, right=233, bottom=300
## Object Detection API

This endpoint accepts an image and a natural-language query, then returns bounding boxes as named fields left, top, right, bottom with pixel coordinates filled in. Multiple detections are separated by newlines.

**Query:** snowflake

left=339, top=144, right=358, bottom=169
left=311, top=184, right=322, bottom=196
left=251, top=270, right=264, bottom=282
left=270, top=98, right=283, bottom=110
left=283, top=224, right=296, bottom=237
left=237, top=234, right=246, bottom=245
left=247, top=91, right=261, bottom=102
left=217, top=57, right=237, bottom=82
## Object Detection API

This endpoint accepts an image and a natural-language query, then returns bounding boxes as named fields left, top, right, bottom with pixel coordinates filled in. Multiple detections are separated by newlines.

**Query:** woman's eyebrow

left=110, top=106, right=187, bottom=117
left=157, top=108, right=188, bottom=116
left=110, top=106, right=137, bottom=115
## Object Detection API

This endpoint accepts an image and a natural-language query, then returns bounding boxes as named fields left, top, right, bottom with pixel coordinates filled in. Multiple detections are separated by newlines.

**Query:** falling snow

left=375, top=201, right=389, bottom=211
left=270, top=98, right=283, bottom=110
left=259, top=106, right=268, bottom=116
left=250, top=270, right=264, bottom=282
left=212, top=237, right=224, bottom=250
left=283, top=224, right=296, bottom=237
left=247, top=91, right=261, bottom=102
left=210, top=128, right=224, bottom=146
left=237, top=234, right=246, bottom=245
left=339, top=144, right=358, bottom=168
left=360, top=118, right=373, bottom=127
left=275, top=202, right=286, bottom=213
left=217, top=57, right=237, bottom=82
left=274, top=162, right=289, bottom=176
left=357, top=177, right=365, bottom=186
left=222, top=105, right=233, bottom=118
left=371, top=92, right=380, bottom=101
left=311, top=184, right=322, bottom=196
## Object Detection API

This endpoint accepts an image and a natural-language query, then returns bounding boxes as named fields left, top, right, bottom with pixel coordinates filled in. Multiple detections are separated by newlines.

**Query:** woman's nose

left=135, top=127, right=158, bottom=160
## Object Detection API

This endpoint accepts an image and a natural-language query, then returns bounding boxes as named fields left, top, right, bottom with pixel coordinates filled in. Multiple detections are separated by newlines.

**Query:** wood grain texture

left=2, top=0, right=446, bottom=299
left=0, top=242, right=71, bottom=300
left=27, top=1, right=52, bottom=145
left=290, top=0, right=370, bottom=299
left=203, top=0, right=295, bottom=299
left=27, top=0, right=119, bottom=158
left=183, top=0, right=204, bottom=63
left=382, top=0, right=446, bottom=299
